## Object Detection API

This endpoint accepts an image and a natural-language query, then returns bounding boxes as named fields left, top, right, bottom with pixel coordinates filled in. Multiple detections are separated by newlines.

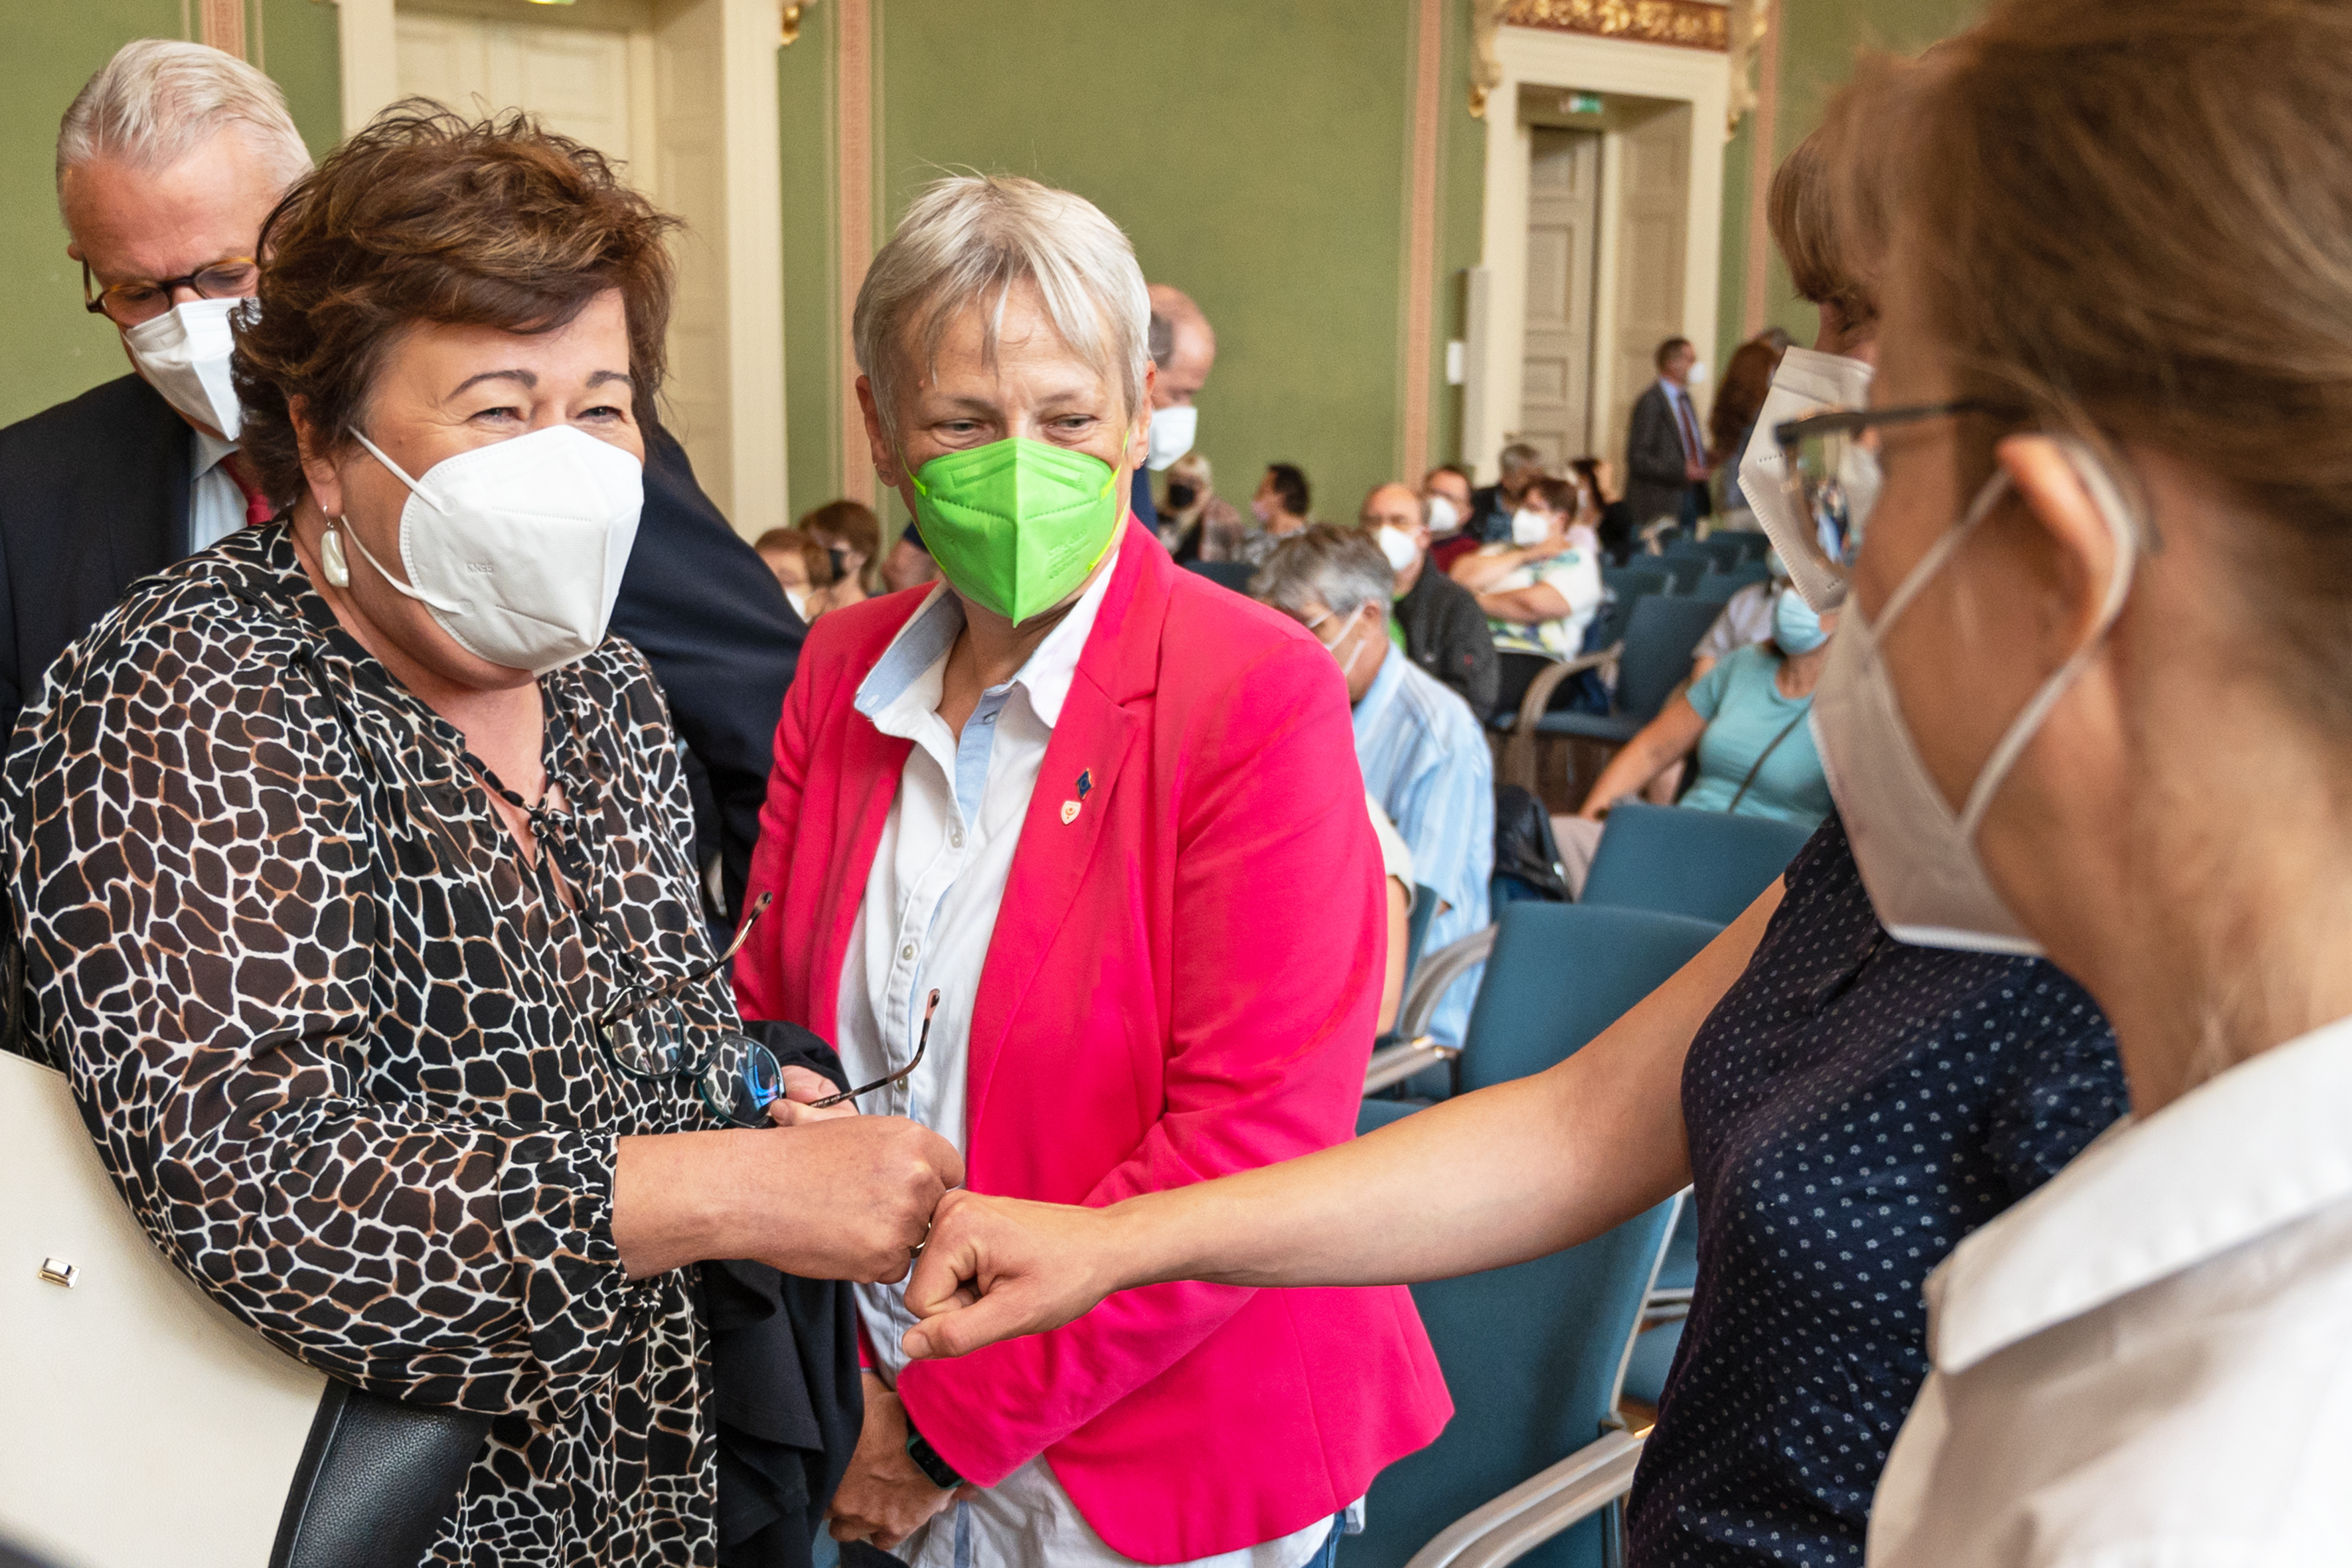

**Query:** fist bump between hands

left=900, top=1190, right=1125, bottom=1360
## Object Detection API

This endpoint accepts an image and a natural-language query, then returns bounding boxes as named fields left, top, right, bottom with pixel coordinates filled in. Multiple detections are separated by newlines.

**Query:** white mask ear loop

left=339, top=430, right=469, bottom=614
left=1872, top=447, right=2140, bottom=839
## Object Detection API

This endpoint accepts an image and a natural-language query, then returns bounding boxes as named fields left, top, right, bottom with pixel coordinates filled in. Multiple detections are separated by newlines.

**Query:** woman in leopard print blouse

left=3, top=110, right=957, bottom=1566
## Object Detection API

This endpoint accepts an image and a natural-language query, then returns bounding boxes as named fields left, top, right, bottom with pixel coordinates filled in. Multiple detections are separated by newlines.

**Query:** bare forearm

left=613, top=1131, right=752, bottom=1278
left=1449, top=551, right=1525, bottom=591
left=1478, top=587, right=1569, bottom=625
left=1092, top=889, right=1778, bottom=1291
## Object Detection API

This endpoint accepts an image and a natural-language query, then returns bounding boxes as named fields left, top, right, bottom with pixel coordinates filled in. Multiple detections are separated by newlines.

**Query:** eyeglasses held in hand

left=808, top=990, right=939, bottom=1110
left=595, top=892, right=790, bottom=1129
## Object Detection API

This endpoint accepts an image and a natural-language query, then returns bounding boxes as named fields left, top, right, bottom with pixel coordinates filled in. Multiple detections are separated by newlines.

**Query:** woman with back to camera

left=886, top=112, right=2132, bottom=1568
left=3, top=108, right=963, bottom=1566
left=730, top=174, right=1445, bottom=1568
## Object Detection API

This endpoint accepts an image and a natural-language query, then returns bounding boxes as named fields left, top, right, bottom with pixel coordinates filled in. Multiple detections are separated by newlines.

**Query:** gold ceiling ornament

left=1500, top=0, right=1731, bottom=52
left=1470, top=0, right=1507, bottom=118
left=1727, top=0, right=1770, bottom=137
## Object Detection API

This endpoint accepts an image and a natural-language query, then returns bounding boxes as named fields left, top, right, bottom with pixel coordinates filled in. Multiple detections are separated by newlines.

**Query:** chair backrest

left=1456, top=902, right=1722, bottom=1093
left=1403, top=882, right=1442, bottom=983
left=1580, top=801, right=1817, bottom=924
left=1599, top=566, right=1670, bottom=601
left=1654, top=554, right=1709, bottom=594
left=1697, top=535, right=1749, bottom=572
left=1349, top=1145, right=1680, bottom=1568
left=1686, top=572, right=1747, bottom=606
left=1184, top=559, right=1258, bottom=593
left=1721, top=530, right=1772, bottom=564
left=1614, top=595, right=1723, bottom=722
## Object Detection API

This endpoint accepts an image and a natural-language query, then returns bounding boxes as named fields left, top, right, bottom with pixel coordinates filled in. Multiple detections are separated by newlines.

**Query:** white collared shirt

left=189, top=427, right=247, bottom=551
left=833, top=552, right=1343, bottom=1568
left=1868, top=1014, right=2352, bottom=1568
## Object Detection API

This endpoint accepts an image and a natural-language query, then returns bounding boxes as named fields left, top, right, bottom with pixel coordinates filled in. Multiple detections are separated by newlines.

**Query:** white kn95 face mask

left=336, top=425, right=643, bottom=676
left=122, top=297, right=251, bottom=439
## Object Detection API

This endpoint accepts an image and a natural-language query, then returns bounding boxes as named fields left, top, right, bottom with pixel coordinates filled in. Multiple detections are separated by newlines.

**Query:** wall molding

left=1469, top=24, right=1728, bottom=481
left=1501, top=0, right=1729, bottom=53
left=1739, top=0, right=1780, bottom=335
left=834, top=0, right=874, bottom=508
left=1398, top=0, right=1447, bottom=479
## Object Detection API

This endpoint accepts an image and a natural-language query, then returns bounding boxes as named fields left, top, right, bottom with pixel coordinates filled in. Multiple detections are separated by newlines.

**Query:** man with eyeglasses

left=0, top=40, right=801, bottom=931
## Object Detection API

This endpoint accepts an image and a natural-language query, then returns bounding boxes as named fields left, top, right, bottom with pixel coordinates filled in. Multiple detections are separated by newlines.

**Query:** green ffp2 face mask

left=905, top=436, right=1126, bottom=625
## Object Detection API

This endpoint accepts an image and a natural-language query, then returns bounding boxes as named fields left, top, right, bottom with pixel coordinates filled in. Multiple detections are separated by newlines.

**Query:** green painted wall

left=786, top=0, right=1470, bottom=534
left=778, top=0, right=842, bottom=524
left=1, top=1, right=341, bottom=431
left=1716, top=0, right=1985, bottom=357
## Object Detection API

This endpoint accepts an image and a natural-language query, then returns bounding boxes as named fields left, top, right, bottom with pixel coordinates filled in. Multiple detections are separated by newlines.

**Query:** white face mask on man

left=1810, top=438, right=2138, bottom=956
left=1375, top=524, right=1420, bottom=572
left=1510, top=507, right=1551, bottom=547
left=1425, top=493, right=1462, bottom=537
left=122, top=297, right=251, bottom=439
left=326, top=424, right=645, bottom=676
left=1146, top=404, right=1198, bottom=471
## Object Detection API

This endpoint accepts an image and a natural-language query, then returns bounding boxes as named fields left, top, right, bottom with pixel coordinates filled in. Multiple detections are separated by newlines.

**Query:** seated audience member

left=1466, top=440, right=1544, bottom=543
left=1689, top=556, right=1786, bottom=683
left=1450, top=475, right=1605, bottom=663
left=732, top=175, right=1445, bottom=1567
left=1255, top=526, right=1492, bottom=1049
left=1157, top=449, right=1246, bottom=561
left=755, top=526, right=836, bottom=621
left=890, top=106, right=2132, bottom=1568
left=802, top=497, right=886, bottom=612
left=1569, top=457, right=1637, bottom=564
left=0, top=43, right=799, bottom=920
left=1235, top=459, right=1312, bottom=564
left=1421, top=463, right=1480, bottom=573
left=3, top=107, right=965, bottom=1566
left=1570, top=589, right=1836, bottom=850
left=1361, top=480, right=1497, bottom=716
left=1707, top=335, right=1785, bottom=527
left=1368, top=793, right=1417, bottom=1034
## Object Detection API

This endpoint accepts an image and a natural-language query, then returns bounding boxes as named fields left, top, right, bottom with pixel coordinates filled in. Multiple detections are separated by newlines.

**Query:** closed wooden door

left=1519, top=127, right=1601, bottom=470
left=1606, top=104, right=1691, bottom=468
left=395, top=13, right=636, bottom=168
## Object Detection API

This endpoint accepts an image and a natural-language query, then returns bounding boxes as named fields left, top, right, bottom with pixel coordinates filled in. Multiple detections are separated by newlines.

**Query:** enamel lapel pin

left=1060, top=769, right=1094, bottom=825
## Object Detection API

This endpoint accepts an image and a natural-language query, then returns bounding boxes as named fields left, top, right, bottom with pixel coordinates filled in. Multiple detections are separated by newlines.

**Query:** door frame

left=333, top=0, right=790, bottom=539
left=1468, top=24, right=1727, bottom=483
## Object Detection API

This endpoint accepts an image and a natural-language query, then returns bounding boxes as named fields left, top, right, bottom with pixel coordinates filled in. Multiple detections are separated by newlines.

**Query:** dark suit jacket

left=1624, top=380, right=1703, bottom=529
left=0, top=374, right=801, bottom=917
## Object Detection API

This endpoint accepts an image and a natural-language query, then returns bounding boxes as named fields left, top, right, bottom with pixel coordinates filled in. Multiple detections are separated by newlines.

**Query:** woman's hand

left=765, top=1063, right=859, bottom=1127
left=613, top=1117, right=963, bottom=1283
left=827, top=1372, right=971, bottom=1550
left=900, top=1190, right=1131, bottom=1360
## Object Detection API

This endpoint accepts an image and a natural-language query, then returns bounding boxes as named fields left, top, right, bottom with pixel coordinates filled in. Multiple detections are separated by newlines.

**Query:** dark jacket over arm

left=1395, top=563, right=1499, bottom=718
left=608, top=424, right=804, bottom=920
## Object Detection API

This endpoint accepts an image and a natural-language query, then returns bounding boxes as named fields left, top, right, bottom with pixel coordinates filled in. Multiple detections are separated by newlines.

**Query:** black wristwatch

left=904, top=1419, right=964, bottom=1490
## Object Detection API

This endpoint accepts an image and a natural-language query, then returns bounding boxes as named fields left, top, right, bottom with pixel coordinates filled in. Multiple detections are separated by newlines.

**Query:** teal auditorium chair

left=1183, top=559, right=1258, bottom=593
left=1499, top=595, right=1723, bottom=796
left=1577, top=802, right=1816, bottom=926
left=1455, top=902, right=1720, bottom=1093
left=1348, top=1095, right=1682, bottom=1568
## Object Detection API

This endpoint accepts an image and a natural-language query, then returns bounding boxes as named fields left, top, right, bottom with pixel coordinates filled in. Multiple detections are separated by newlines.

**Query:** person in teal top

left=1573, top=587, right=1838, bottom=830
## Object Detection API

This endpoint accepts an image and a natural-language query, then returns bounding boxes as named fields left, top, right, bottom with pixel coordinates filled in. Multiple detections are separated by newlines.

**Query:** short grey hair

left=56, top=40, right=311, bottom=220
left=1498, top=441, right=1545, bottom=477
left=1251, top=524, right=1397, bottom=622
left=854, top=175, right=1150, bottom=448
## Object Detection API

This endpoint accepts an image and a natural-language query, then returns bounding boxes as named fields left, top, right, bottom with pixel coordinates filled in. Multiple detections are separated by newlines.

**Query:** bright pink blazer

left=735, top=521, right=1450, bottom=1562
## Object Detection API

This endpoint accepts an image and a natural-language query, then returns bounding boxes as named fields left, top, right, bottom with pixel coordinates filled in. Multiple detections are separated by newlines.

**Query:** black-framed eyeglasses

left=1770, top=400, right=2027, bottom=593
left=592, top=893, right=939, bottom=1125
left=82, top=256, right=258, bottom=327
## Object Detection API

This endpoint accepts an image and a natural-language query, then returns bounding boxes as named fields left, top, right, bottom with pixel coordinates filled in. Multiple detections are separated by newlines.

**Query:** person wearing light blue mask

left=1569, top=585, right=1840, bottom=832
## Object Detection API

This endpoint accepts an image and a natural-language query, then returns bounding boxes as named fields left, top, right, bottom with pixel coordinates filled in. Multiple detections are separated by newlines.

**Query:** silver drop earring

left=320, top=518, right=352, bottom=588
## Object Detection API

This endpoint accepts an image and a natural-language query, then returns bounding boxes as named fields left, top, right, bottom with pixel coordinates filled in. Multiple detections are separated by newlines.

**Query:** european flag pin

left=1075, top=769, right=1095, bottom=800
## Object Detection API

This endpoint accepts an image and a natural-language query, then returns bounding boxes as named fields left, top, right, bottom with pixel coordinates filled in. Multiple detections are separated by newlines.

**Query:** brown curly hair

left=232, top=102, right=678, bottom=507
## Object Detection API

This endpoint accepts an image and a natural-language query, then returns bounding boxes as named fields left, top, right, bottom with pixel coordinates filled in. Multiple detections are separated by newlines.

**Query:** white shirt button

left=900, top=943, right=916, bottom=961
left=950, top=828, right=964, bottom=848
